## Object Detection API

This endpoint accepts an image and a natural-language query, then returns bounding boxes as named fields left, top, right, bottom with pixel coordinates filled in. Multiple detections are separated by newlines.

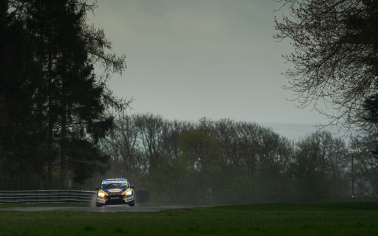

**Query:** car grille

left=107, top=192, right=122, bottom=196
left=106, top=192, right=123, bottom=200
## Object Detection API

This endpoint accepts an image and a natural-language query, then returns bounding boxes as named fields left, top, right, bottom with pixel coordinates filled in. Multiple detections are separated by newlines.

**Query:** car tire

left=129, top=201, right=135, bottom=207
left=96, top=203, right=103, bottom=207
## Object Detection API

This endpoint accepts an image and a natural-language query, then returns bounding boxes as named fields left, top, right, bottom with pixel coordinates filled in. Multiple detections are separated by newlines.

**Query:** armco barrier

left=0, top=190, right=96, bottom=203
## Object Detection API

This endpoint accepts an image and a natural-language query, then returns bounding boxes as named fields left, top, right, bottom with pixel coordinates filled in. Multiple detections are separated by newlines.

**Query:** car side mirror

left=95, top=186, right=99, bottom=190
left=130, top=185, right=134, bottom=188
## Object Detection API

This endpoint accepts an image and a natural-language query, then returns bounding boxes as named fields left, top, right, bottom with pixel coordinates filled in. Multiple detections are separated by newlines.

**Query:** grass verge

left=0, top=202, right=90, bottom=208
left=0, top=202, right=377, bottom=235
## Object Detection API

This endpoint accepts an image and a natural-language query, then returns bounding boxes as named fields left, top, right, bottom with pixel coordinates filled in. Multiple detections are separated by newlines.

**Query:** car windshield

left=101, top=181, right=128, bottom=189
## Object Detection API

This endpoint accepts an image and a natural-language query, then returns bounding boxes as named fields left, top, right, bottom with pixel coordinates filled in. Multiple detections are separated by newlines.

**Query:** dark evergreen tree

left=1, top=0, right=127, bottom=189
left=0, top=0, right=47, bottom=189
left=23, top=0, right=126, bottom=188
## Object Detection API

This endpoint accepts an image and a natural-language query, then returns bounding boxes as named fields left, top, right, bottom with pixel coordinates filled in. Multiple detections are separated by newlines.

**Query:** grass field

left=0, top=202, right=377, bottom=235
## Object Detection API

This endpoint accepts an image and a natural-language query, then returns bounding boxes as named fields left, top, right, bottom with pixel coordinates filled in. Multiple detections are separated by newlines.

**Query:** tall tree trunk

left=60, top=80, right=67, bottom=189
left=36, top=87, right=45, bottom=190
left=47, top=51, right=53, bottom=189
left=60, top=118, right=67, bottom=189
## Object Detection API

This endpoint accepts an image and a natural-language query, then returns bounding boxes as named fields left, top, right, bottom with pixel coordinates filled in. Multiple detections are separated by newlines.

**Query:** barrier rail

left=0, top=190, right=96, bottom=203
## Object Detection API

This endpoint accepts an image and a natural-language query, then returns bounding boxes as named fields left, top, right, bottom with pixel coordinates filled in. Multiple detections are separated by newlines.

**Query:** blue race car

left=95, top=178, right=135, bottom=207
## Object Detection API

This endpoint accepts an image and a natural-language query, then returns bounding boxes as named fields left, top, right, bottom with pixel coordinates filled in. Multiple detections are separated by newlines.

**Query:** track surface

left=0, top=205, right=192, bottom=212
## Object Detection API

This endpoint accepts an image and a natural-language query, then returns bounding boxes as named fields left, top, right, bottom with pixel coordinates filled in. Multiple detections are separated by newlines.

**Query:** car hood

left=102, top=188, right=129, bottom=193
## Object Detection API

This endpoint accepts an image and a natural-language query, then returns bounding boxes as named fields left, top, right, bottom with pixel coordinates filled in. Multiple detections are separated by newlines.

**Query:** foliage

left=67, top=139, right=110, bottom=185
left=362, top=94, right=378, bottom=158
left=0, top=0, right=44, bottom=189
left=349, top=134, right=378, bottom=194
left=285, top=131, right=350, bottom=202
left=0, top=0, right=127, bottom=189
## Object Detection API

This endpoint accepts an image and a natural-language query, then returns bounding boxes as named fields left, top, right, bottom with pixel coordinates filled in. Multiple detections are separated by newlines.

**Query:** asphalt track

left=0, top=205, right=192, bottom=212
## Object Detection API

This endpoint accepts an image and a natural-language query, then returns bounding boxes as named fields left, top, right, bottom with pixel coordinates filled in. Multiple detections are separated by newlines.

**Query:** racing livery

left=95, top=178, right=135, bottom=207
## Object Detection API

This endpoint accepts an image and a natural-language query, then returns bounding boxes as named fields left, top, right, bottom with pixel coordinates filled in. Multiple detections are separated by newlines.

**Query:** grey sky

left=89, top=0, right=333, bottom=140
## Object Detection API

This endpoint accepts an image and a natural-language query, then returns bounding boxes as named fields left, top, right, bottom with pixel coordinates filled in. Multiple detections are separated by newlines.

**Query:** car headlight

left=97, top=192, right=105, bottom=197
left=123, top=189, right=133, bottom=196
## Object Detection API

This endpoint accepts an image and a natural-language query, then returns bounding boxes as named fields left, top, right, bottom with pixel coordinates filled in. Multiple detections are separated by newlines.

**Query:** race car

left=95, top=178, right=135, bottom=207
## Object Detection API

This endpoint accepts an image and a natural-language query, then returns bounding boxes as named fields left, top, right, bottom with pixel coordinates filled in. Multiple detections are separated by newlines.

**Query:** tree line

left=99, top=113, right=378, bottom=204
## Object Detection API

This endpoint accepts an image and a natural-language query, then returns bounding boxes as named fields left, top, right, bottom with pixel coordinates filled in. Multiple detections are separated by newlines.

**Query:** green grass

left=0, top=202, right=377, bottom=235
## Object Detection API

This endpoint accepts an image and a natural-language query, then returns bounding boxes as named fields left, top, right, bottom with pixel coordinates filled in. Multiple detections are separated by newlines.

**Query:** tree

left=274, top=0, right=378, bottom=129
left=179, top=129, right=224, bottom=174
left=286, top=131, right=349, bottom=202
left=362, top=92, right=378, bottom=168
left=134, top=114, right=166, bottom=174
left=100, top=113, right=148, bottom=184
left=349, top=135, right=378, bottom=196
left=179, top=129, right=224, bottom=202
left=0, top=0, right=46, bottom=189
left=67, top=139, right=110, bottom=185
left=21, top=0, right=123, bottom=188
left=1, top=0, right=128, bottom=189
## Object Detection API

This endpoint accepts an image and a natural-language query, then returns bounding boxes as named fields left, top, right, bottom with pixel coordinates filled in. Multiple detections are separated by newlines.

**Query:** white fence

left=0, top=190, right=96, bottom=203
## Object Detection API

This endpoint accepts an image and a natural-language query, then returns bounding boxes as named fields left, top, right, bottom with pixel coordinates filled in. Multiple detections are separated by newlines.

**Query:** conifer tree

left=3, top=0, right=127, bottom=188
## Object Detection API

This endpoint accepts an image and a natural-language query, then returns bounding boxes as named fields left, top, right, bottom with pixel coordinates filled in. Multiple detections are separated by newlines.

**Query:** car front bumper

left=96, top=195, right=134, bottom=206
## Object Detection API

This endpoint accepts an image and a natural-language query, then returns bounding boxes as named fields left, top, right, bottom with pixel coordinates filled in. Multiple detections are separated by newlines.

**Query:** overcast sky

left=88, top=0, right=336, bottom=140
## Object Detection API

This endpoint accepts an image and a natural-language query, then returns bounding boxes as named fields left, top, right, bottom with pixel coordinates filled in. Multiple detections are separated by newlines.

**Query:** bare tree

left=134, top=114, right=166, bottom=173
left=275, top=0, right=378, bottom=130
left=100, top=113, right=148, bottom=184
